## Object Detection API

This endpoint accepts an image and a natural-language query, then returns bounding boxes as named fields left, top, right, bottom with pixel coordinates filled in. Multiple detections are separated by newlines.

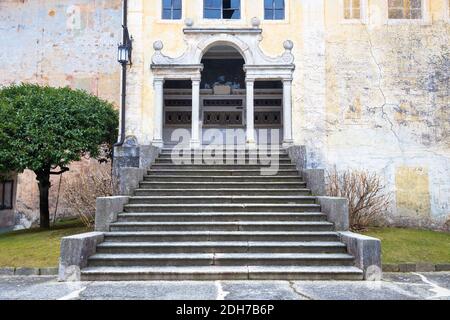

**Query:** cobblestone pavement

left=0, top=273, right=449, bottom=300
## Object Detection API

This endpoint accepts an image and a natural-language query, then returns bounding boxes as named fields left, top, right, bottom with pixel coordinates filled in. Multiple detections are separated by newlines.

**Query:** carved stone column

left=152, top=78, right=164, bottom=148
left=246, top=79, right=256, bottom=148
left=283, top=79, right=294, bottom=147
left=191, top=78, right=201, bottom=148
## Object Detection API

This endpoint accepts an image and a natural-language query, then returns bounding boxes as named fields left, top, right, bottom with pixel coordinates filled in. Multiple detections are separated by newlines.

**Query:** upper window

left=204, top=0, right=241, bottom=19
left=388, top=0, right=422, bottom=19
left=343, top=0, right=361, bottom=19
left=0, top=180, right=14, bottom=210
left=162, top=0, right=182, bottom=20
left=264, top=0, right=285, bottom=20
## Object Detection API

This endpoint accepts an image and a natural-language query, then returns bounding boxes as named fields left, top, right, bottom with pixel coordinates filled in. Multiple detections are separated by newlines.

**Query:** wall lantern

left=117, top=26, right=133, bottom=65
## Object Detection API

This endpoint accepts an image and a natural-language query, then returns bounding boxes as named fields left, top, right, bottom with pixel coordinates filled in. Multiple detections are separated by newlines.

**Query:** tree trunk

left=36, top=170, right=51, bottom=229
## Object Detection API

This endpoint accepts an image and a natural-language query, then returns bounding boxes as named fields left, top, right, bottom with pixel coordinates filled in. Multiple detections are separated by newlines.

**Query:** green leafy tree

left=0, top=84, right=118, bottom=228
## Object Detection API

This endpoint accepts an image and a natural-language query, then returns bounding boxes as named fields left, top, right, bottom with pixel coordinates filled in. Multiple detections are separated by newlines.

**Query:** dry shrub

left=63, top=161, right=113, bottom=227
left=445, top=216, right=450, bottom=232
left=326, top=168, right=391, bottom=231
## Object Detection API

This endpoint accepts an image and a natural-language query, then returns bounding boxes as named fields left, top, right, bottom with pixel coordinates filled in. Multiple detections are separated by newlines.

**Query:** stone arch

left=194, top=34, right=254, bottom=65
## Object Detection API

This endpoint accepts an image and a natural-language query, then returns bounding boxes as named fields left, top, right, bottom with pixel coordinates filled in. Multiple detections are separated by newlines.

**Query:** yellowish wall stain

left=395, top=167, right=431, bottom=218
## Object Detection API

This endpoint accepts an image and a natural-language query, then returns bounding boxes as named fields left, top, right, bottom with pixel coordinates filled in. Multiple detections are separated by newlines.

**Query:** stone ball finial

left=153, top=40, right=163, bottom=51
left=251, top=17, right=260, bottom=28
left=185, top=18, right=194, bottom=27
left=283, top=40, right=294, bottom=50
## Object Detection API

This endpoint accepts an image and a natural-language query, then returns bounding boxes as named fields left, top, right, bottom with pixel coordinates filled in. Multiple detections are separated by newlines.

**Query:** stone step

left=142, top=175, right=303, bottom=183
left=150, top=164, right=297, bottom=170
left=154, top=160, right=293, bottom=165
left=156, top=154, right=291, bottom=160
left=159, top=149, right=288, bottom=155
left=147, top=169, right=299, bottom=176
left=133, top=188, right=312, bottom=197
left=80, top=265, right=364, bottom=281
left=109, top=221, right=334, bottom=232
left=127, top=196, right=317, bottom=205
left=87, top=252, right=356, bottom=267
left=116, top=212, right=326, bottom=222
left=104, top=231, right=340, bottom=242
left=95, top=241, right=348, bottom=254
left=139, top=181, right=307, bottom=189
left=123, top=203, right=321, bottom=213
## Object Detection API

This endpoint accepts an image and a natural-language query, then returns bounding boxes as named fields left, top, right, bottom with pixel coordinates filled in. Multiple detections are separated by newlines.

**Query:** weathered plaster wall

left=0, top=0, right=448, bottom=228
left=322, top=0, right=450, bottom=228
left=133, top=0, right=449, bottom=228
left=0, top=0, right=122, bottom=226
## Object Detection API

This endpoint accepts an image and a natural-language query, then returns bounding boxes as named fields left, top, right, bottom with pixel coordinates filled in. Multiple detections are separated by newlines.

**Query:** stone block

left=302, top=169, right=325, bottom=196
left=382, top=264, right=400, bottom=272
left=317, top=197, right=349, bottom=231
left=339, top=231, right=382, bottom=281
left=0, top=267, right=15, bottom=276
left=435, top=264, right=450, bottom=272
left=398, top=263, right=416, bottom=272
left=140, top=145, right=161, bottom=169
left=286, top=145, right=307, bottom=171
left=58, top=232, right=104, bottom=282
left=117, top=168, right=146, bottom=196
left=95, top=196, right=129, bottom=232
left=40, top=267, right=59, bottom=276
left=415, top=263, right=435, bottom=272
left=15, top=267, right=40, bottom=276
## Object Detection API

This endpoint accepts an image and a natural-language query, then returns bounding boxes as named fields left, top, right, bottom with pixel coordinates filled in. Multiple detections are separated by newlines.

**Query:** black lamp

left=117, top=26, right=133, bottom=65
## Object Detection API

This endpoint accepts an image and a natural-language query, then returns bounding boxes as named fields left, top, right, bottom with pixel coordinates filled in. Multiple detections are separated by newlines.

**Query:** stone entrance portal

left=151, top=23, right=295, bottom=148
left=162, top=46, right=284, bottom=146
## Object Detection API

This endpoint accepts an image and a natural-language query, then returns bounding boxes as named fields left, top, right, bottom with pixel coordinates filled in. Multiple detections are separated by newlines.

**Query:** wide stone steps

left=95, top=241, right=348, bottom=254
left=123, top=203, right=322, bottom=213
left=83, top=147, right=361, bottom=281
left=80, top=266, right=363, bottom=281
left=109, top=221, right=334, bottom=232
left=87, top=253, right=356, bottom=267
left=116, top=212, right=327, bottom=222
left=127, top=196, right=317, bottom=205
left=147, top=169, right=299, bottom=176
left=103, top=231, right=341, bottom=242
left=133, top=188, right=312, bottom=196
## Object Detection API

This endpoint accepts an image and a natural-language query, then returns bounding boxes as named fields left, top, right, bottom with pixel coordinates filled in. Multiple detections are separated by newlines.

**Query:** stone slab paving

left=0, top=273, right=448, bottom=300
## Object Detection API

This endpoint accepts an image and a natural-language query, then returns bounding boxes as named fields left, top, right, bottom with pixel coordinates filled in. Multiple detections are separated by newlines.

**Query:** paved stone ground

left=0, top=273, right=449, bottom=300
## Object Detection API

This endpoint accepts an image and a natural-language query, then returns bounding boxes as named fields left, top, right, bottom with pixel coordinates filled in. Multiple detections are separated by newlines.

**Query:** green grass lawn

left=0, top=218, right=91, bottom=268
left=363, top=227, right=450, bottom=264
left=0, top=222, right=448, bottom=268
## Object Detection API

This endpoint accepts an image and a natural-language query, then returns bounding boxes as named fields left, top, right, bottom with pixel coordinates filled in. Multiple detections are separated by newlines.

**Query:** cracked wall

left=0, top=0, right=122, bottom=226
left=0, top=0, right=449, bottom=229
left=323, top=0, right=449, bottom=228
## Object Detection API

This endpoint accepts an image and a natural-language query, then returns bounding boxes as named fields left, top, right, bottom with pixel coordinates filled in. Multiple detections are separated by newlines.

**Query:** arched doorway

left=162, top=44, right=284, bottom=146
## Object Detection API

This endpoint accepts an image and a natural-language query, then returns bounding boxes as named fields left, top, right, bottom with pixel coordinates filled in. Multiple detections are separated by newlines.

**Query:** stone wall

left=0, top=0, right=122, bottom=227
left=0, top=0, right=449, bottom=229
left=320, top=1, right=450, bottom=229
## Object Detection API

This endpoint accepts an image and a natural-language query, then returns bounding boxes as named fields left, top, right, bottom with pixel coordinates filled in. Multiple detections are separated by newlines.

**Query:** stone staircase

left=81, top=147, right=363, bottom=281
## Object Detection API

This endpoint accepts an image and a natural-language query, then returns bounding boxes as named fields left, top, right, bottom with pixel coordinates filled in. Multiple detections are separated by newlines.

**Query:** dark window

left=204, top=0, right=241, bottom=19
left=201, top=59, right=246, bottom=89
left=164, top=80, right=192, bottom=89
left=264, top=0, right=285, bottom=20
left=162, top=0, right=182, bottom=20
left=0, top=180, right=14, bottom=210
